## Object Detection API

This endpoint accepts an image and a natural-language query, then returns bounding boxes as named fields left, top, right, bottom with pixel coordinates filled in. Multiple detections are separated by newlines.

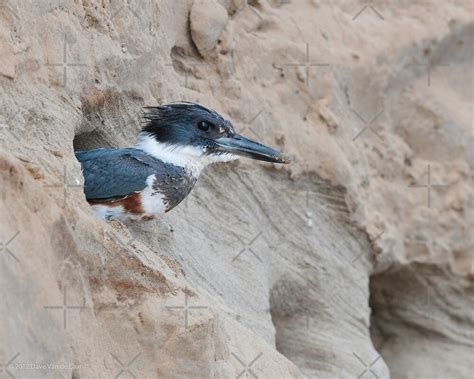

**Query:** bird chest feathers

left=89, top=169, right=197, bottom=222
left=151, top=170, right=197, bottom=212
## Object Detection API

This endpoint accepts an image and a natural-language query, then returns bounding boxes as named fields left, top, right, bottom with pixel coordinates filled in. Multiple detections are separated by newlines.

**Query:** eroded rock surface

left=0, top=1, right=472, bottom=378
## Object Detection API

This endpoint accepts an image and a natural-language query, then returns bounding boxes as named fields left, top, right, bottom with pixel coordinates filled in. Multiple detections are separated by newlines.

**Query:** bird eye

left=198, top=121, right=211, bottom=132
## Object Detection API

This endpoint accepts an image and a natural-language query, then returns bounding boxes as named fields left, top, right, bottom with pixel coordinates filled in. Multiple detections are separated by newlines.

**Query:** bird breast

left=90, top=170, right=197, bottom=222
left=151, top=171, right=197, bottom=212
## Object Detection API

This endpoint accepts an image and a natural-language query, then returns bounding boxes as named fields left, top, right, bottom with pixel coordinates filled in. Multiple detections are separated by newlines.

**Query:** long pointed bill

left=215, top=134, right=290, bottom=164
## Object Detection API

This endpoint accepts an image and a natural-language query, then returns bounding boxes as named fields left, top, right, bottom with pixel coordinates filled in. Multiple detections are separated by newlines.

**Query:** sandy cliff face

left=0, top=0, right=472, bottom=378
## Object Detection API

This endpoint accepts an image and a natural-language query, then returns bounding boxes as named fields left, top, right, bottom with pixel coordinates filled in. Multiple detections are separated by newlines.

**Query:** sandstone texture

left=0, top=1, right=472, bottom=378
left=191, top=0, right=229, bottom=56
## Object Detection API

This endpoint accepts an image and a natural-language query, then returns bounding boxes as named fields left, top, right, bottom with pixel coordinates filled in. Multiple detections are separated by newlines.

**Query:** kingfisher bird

left=75, top=102, right=289, bottom=221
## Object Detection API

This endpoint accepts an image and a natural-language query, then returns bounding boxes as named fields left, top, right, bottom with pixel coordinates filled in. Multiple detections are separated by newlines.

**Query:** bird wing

left=75, top=148, right=158, bottom=201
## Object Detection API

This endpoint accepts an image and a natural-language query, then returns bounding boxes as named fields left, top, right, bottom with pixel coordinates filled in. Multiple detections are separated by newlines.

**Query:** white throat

left=135, top=133, right=238, bottom=175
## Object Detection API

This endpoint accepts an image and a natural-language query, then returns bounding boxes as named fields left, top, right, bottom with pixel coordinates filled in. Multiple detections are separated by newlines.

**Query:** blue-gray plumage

left=76, top=149, right=158, bottom=200
left=76, top=148, right=189, bottom=201
left=75, top=102, right=289, bottom=221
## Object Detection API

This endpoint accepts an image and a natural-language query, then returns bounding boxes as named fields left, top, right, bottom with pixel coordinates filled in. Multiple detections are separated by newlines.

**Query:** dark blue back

left=75, top=148, right=188, bottom=202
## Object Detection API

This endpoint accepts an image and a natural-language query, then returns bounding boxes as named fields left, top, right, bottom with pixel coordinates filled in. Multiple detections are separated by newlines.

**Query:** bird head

left=136, top=102, right=290, bottom=173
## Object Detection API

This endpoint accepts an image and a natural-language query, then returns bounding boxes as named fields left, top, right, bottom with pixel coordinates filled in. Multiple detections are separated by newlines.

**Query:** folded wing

left=75, top=148, right=158, bottom=201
